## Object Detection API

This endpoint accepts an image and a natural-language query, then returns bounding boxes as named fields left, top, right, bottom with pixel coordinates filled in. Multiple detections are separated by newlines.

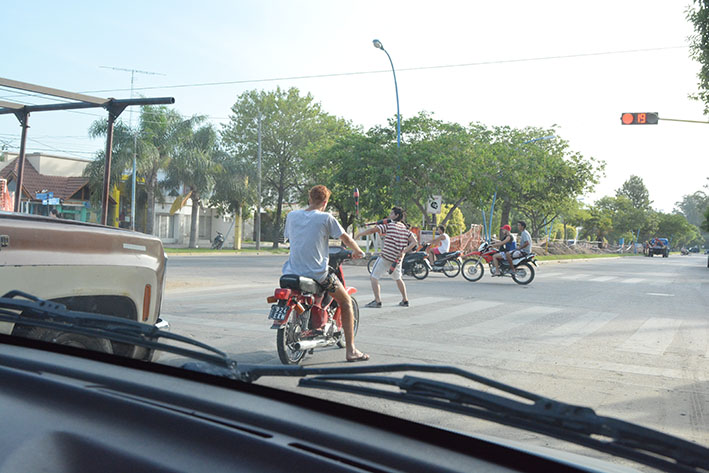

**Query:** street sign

left=427, top=195, right=443, bottom=214
left=48, top=197, right=60, bottom=205
left=620, top=112, right=659, bottom=125
left=35, top=192, right=53, bottom=200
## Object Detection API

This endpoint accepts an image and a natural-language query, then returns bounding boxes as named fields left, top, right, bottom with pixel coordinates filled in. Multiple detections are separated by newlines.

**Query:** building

left=0, top=152, right=95, bottom=220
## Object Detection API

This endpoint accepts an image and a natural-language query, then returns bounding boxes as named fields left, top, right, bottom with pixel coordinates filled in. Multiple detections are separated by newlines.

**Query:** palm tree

left=139, top=106, right=201, bottom=235
left=166, top=124, right=219, bottom=248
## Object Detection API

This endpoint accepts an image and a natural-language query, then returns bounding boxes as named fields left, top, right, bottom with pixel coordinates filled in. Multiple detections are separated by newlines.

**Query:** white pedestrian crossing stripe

left=542, top=311, right=618, bottom=346
left=378, top=299, right=503, bottom=328
left=588, top=276, right=616, bottom=282
left=620, top=278, right=645, bottom=284
left=455, top=305, right=562, bottom=337
left=617, top=318, right=683, bottom=355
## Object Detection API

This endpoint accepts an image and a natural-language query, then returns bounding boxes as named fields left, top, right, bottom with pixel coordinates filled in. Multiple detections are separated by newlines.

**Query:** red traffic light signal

left=620, top=112, right=659, bottom=125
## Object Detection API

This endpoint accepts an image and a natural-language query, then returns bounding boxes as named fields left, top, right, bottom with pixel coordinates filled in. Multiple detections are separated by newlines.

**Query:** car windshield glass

left=2, top=2, right=708, bottom=472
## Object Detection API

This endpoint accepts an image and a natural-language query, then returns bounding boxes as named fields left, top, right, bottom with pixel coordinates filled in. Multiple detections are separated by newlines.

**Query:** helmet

left=501, top=224, right=511, bottom=231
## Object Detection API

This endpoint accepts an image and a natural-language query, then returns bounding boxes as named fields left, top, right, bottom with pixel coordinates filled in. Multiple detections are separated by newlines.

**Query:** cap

left=501, top=224, right=511, bottom=231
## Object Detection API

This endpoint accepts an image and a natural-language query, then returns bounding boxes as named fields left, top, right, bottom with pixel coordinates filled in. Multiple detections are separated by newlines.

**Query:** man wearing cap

left=491, top=224, right=516, bottom=276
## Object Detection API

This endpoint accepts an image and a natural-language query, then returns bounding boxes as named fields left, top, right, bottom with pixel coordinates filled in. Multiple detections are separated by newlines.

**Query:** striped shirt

left=378, top=221, right=413, bottom=262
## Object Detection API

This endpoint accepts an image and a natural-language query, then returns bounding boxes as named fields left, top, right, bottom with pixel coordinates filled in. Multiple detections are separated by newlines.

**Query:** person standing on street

left=355, top=207, right=418, bottom=308
left=283, top=185, right=369, bottom=362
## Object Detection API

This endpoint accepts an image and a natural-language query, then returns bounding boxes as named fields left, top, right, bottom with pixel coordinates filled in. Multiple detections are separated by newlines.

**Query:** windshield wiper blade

left=0, top=291, right=237, bottom=372
left=234, top=363, right=709, bottom=473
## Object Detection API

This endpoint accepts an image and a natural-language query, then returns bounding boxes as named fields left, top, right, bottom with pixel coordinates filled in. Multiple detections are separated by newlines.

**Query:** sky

left=1, top=1, right=707, bottom=212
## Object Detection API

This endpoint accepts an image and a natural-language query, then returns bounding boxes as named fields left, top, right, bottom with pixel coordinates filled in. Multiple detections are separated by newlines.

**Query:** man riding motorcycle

left=282, top=185, right=368, bottom=362
left=491, top=224, right=516, bottom=277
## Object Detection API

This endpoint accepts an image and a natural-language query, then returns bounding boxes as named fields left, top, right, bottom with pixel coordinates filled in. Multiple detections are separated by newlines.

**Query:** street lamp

left=372, top=39, right=401, bottom=149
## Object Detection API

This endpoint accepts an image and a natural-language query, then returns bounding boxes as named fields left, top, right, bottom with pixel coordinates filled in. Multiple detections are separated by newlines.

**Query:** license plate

left=268, top=304, right=289, bottom=321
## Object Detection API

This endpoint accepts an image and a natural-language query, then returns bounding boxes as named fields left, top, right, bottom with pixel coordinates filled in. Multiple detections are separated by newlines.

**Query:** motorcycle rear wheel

left=337, top=298, right=359, bottom=348
left=461, top=258, right=484, bottom=282
left=511, top=262, right=535, bottom=285
left=276, top=311, right=308, bottom=364
left=412, top=262, right=429, bottom=280
left=442, top=259, right=461, bottom=278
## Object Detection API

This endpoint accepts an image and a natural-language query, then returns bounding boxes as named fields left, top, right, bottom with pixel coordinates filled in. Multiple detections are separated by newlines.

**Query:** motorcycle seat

left=438, top=251, right=460, bottom=258
left=280, top=274, right=321, bottom=294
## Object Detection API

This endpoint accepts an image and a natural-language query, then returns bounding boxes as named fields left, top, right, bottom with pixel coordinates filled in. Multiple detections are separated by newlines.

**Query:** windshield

left=2, top=2, right=708, bottom=472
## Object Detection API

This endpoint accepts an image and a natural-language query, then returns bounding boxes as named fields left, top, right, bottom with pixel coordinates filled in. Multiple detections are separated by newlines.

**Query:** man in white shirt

left=427, top=225, right=450, bottom=265
left=283, top=185, right=368, bottom=362
left=510, top=220, right=533, bottom=263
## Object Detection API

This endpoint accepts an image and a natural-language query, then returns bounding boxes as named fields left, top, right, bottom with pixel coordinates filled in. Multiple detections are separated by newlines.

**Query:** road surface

left=161, top=253, right=708, bottom=471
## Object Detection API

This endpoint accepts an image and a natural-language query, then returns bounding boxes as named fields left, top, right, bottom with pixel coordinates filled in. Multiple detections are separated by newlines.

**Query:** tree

left=84, top=120, right=137, bottom=220
left=655, top=212, right=702, bottom=248
left=209, top=152, right=256, bottom=249
left=166, top=123, right=220, bottom=248
left=687, top=0, right=709, bottom=114
left=305, top=129, right=394, bottom=232
left=675, top=188, right=709, bottom=227
left=616, top=175, right=651, bottom=210
left=139, top=106, right=200, bottom=235
left=438, top=204, right=465, bottom=236
left=222, top=87, right=339, bottom=248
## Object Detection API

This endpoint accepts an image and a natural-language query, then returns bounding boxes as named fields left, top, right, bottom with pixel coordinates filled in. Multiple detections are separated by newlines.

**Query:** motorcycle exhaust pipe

left=294, top=338, right=332, bottom=351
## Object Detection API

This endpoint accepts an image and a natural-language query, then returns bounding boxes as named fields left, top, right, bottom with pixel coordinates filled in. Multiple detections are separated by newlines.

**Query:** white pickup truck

left=0, top=212, right=168, bottom=360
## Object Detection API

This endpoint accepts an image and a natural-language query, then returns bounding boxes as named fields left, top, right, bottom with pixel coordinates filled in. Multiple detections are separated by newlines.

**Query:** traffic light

left=620, top=112, right=659, bottom=125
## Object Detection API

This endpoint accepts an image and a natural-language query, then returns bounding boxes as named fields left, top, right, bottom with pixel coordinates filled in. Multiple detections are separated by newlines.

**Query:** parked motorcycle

left=211, top=231, right=225, bottom=250
left=461, top=241, right=537, bottom=285
left=367, top=251, right=430, bottom=279
left=267, top=247, right=358, bottom=364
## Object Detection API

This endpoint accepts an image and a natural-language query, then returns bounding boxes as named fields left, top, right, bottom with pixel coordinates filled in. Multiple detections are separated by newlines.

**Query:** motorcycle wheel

left=276, top=310, right=309, bottom=365
left=337, top=298, right=359, bottom=348
left=461, top=258, right=484, bottom=282
left=211, top=241, right=219, bottom=249
left=367, top=256, right=378, bottom=274
left=511, top=262, right=535, bottom=285
left=412, top=262, right=429, bottom=280
left=442, top=259, right=461, bottom=278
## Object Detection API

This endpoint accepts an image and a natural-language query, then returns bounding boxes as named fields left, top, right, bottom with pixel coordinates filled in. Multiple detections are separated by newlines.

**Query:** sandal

left=346, top=352, right=370, bottom=362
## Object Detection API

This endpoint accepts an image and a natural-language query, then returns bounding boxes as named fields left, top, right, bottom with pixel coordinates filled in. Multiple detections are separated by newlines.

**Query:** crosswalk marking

left=542, top=311, right=619, bottom=346
left=455, top=305, right=562, bottom=337
left=617, top=318, right=683, bottom=355
left=560, top=273, right=589, bottom=280
left=163, top=313, right=268, bottom=333
left=540, top=272, right=562, bottom=277
left=377, top=299, right=504, bottom=328
left=588, top=276, right=616, bottom=282
left=620, top=278, right=645, bottom=284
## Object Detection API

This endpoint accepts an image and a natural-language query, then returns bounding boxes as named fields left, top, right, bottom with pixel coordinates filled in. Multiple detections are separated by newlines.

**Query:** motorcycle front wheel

left=276, top=310, right=308, bottom=364
left=511, top=262, right=535, bottom=285
left=412, top=262, right=429, bottom=280
left=367, top=256, right=378, bottom=274
left=442, top=259, right=461, bottom=278
left=337, top=298, right=359, bottom=348
left=461, top=258, right=484, bottom=282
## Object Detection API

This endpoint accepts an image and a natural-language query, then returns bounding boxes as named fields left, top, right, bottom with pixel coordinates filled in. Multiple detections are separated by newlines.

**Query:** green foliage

left=687, top=0, right=709, bottom=114
left=438, top=204, right=465, bottom=236
left=221, top=87, right=341, bottom=247
left=616, top=175, right=652, bottom=210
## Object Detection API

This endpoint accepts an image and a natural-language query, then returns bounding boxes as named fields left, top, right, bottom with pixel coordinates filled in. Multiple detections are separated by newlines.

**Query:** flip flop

left=346, top=353, right=370, bottom=362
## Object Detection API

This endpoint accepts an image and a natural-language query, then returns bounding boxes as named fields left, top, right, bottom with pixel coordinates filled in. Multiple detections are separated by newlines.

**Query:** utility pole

left=256, top=112, right=262, bottom=250
left=100, top=66, right=165, bottom=231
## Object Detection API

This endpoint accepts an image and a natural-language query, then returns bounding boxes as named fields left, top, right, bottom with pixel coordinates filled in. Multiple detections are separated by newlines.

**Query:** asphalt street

left=161, top=253, right=708, bottom=471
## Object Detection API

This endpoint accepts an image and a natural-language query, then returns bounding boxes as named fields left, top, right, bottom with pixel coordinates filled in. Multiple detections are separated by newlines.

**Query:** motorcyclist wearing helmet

left=491, top=224, right=516, bottom=276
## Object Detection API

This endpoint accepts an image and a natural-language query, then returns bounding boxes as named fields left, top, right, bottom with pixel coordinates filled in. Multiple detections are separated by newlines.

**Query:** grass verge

left=535, top=253, right=642, bottom=261
left=164, top=247, right=290, bottom=255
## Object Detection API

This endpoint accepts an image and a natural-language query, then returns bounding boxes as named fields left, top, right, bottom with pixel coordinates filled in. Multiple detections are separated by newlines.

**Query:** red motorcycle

left=266, top=247, right=358, bottom=364
left=461, top=241, right=536, bottom=285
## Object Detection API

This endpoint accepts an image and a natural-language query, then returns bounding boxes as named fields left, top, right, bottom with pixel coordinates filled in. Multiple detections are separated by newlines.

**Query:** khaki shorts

left=370, top=256, right=402, bottom=281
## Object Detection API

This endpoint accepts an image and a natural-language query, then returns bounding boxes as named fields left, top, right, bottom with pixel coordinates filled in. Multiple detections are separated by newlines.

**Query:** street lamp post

left=372, top=39, right=401, bottom=149
left=373, top=39, right=402, bottom=204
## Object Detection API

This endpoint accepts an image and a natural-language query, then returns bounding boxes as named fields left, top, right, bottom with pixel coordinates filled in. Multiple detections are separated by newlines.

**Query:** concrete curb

left=535, top=256, right=622, bottom=265
left=166, top=251, right=289, bottom=257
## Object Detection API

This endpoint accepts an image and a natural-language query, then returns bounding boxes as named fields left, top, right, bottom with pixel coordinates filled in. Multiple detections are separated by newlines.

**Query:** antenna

left=100, top=66, right=166, bottom=231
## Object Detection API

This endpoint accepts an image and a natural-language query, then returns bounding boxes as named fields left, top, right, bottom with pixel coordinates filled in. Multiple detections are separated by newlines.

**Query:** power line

left=77, top=46, right=688, bottom=94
